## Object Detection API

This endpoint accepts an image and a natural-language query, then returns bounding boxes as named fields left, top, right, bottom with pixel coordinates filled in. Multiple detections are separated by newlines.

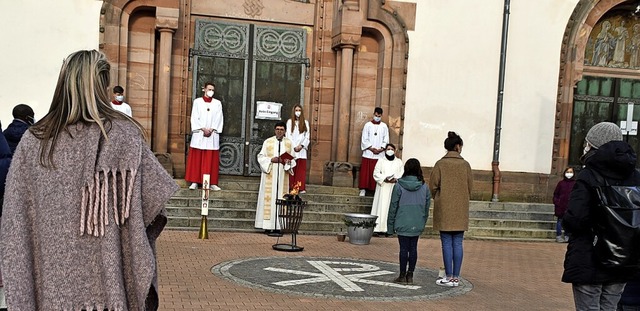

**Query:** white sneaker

left=189, top=183, right=198, bottom=190
left=556, top=236, right=564, bottom=243
left=210, top=185, right=221, bottom=191
left=436, top=278, right=458, bottom=287
left=359, top=189, right=366, bottom=197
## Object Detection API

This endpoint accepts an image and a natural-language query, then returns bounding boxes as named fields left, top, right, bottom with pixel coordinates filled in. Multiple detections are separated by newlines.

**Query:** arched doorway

left=190, top=19, right=308, bottom=176
left=554, top=0, right=640, bottom=172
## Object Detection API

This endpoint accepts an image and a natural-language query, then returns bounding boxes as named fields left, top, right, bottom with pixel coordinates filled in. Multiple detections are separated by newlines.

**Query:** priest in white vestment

left=255, top=122, right=296, bottom=232
left=371, top=143, right=404, bottom=235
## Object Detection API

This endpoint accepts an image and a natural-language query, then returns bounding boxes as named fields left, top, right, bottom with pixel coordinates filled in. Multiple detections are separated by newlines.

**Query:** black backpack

left=591, top=170, right=640, bottom=269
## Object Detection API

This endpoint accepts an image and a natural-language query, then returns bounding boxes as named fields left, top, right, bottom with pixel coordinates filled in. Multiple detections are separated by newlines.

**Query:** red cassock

left=185, top=148, right=220, bottom=185
left=289, top=159, right=307, bottom=191
left=358, top=157, right=378, bottom=191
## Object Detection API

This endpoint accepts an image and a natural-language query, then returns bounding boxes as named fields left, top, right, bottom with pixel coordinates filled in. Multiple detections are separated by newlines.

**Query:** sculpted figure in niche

left=629, top=24, right=640, bottom=68
left=592, top=21, right=614, bottom=67
left=611, top=20, right=629, bottom=67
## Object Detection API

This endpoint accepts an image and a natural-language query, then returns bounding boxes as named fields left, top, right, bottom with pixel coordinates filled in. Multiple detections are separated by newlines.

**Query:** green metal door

left=571, top=76, right=640, bottom=166
left=192, top=20, right=307, bottom=176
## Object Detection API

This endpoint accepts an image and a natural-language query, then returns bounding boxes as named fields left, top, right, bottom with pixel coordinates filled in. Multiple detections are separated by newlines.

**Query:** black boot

left=394, top=272, right=407, bottom=284
left=406, top=271, right=414, bottom=284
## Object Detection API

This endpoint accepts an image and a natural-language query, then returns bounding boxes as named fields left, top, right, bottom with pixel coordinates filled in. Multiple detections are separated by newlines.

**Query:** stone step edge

left=174, top=228, right=556, bottom=243
left=167, top=217, right=556, bottom=231
left=167, top=214, right=556, bottom=224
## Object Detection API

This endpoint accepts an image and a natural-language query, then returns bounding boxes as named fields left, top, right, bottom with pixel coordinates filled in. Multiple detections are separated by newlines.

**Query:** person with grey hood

left=562, top=121, right=640, bottom=310
left=387, top=158, right=431, bottom=285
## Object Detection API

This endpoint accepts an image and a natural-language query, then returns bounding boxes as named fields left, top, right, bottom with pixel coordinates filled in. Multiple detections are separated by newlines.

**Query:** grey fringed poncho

left=0, top=120, right=178, bottom=310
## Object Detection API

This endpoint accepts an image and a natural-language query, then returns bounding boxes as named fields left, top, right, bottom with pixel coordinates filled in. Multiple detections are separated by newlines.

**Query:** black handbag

left=592, top=170, right=640, bottom=269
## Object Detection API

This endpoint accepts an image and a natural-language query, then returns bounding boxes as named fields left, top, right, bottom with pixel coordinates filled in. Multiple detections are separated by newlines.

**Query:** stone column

left=154, top=8, right=179, bottom=153
left=336, top=45, right=355, bottom=162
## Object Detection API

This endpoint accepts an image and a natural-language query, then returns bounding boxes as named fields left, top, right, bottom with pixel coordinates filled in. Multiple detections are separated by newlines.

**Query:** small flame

left=289, top=181, right=302, bottom=195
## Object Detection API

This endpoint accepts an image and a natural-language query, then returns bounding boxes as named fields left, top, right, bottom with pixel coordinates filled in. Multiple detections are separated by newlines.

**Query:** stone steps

left=166, top=178, right=558, bottom=241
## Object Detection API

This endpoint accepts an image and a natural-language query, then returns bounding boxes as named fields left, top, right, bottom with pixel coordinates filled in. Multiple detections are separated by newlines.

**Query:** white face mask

left=565, top=173, right=574, bottom=179
left=115, top=95, right=124, bottom=102
left=385, top=150, right=395, bottom=156
left=295, top=111, right=301, bottom=118
left=373, top=116, right=381, bottom=122
left=206, top=90, right=214, bottom=97
left=583, top=144, right=591, bottom=155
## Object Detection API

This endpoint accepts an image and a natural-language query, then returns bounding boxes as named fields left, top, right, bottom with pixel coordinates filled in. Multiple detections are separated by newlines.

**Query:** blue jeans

left=440, top=231, right=464, bottom=277
left=556, top=217, right=563, bottom=236
left=398, top=235, right=419, bottom=273
left=572, top=283, right=626, bottom=311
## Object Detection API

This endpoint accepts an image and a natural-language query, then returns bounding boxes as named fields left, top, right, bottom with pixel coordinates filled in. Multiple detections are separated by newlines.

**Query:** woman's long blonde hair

left=30, top=50, right=144, bottom=167
left=289, top=104, right=307, bottom=133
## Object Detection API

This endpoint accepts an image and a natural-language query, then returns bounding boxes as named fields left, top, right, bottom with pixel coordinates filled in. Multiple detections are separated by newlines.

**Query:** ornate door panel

left=571, top=76, right=640, bottom=166
left=192, top=20, right=306, bottom=176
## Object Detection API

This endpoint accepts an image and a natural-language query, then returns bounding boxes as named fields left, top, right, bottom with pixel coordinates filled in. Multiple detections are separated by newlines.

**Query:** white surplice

left=255, top=136, right=296, bottom=230
left=370, top=156, right=404, bottom=232
left=285, top=119, right=310, bottom=159
left=189, top=97, right=223, bottom=150
left=360, top=121, right=389, bottom=160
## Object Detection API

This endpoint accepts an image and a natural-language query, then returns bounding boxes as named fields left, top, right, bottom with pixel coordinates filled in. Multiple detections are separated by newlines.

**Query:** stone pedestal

left=323, top=161, right=356, bottom=187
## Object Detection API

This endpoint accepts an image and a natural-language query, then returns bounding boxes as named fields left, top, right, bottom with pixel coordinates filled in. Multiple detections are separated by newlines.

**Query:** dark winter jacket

left=0, top=128, right=12, bottom=214
left=3, top=119, right=30, bottom=154
left=562, top=141, right=640, bottom=284
left=553, top=178, right=575, bottom=217
left=387, top=176, right=431, bottom=237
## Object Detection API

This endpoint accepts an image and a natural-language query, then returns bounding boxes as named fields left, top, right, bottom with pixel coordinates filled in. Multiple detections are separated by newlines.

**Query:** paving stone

left=156, top=230, right=574, bottom=311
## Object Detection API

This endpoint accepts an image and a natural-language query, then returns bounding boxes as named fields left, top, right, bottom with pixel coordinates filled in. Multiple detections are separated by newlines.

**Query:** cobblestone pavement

left=156, top=230, right=573, bottom=311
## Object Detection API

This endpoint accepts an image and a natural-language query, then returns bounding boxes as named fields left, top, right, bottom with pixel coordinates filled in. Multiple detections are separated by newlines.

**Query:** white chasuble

left=370, top=157, right=404, bottom=232
left=254, top=136, right=296, bottom=230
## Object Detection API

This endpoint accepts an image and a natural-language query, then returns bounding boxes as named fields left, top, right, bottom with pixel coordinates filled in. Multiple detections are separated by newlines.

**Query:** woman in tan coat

left=429, top=131, right=473, bottom=287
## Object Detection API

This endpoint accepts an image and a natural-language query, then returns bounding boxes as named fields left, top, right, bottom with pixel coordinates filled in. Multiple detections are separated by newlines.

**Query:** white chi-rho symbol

left=264, top=260, right=421, bottom=292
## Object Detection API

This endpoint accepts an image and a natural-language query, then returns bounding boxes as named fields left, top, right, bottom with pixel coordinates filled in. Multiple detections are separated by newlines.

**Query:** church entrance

left=570, top=76, right=640, bottom=166
left=191, top=19, right=308, bottom=176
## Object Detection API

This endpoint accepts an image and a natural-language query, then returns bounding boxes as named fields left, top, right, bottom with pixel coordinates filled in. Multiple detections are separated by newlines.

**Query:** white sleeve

left=212, top=100, right=223, bottom=133
left=190, top=99, right=203, bottom=131
left=361, top=122, right=371, bottom=151
left=257, top=139, right=272, bottom=174
left=301, top=120, right=310, bottom=149
left=382, top=123, right=389, bottom=145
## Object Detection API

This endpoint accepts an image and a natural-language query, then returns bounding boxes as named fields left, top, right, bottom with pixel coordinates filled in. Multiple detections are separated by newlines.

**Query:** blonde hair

left=289, top=104, right=307, bottom=133
left=30, top=50, right=144, bottom=167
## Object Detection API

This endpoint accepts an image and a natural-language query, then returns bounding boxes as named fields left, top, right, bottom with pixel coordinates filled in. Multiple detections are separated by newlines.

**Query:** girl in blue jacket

left=387, top=158, right=431, bottom=284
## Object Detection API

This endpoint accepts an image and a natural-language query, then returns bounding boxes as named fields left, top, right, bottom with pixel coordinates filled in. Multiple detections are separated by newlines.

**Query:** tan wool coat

left=429, top=151, right=473, bottom=231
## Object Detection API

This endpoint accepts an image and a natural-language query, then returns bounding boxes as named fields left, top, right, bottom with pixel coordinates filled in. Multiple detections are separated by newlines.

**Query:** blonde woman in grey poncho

left=0, top=50, right=178, bottom=311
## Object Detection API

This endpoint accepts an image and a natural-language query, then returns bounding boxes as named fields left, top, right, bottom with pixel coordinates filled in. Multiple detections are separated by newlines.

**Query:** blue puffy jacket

left=0, top=127, right=12, bottom=214
left=3, top=119, right=29, bottom=154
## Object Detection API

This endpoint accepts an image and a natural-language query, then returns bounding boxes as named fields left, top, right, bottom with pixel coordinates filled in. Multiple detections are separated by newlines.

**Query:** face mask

left=115, top=95, right=124, bottom=102
left=385, top=150, right=395, bottom=156
left=583, top=144, right=591, bottom=155
left=565, top=173, right=574, bottom=179
left=206, top=90, right=214, bottom=97
left=373, top=116, right=381, bottom=122
left=295, top=111, right=301, bottom=118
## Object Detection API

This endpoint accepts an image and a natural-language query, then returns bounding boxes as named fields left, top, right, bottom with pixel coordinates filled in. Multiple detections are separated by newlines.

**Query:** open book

left=279, top=152, right=294, bottom=162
